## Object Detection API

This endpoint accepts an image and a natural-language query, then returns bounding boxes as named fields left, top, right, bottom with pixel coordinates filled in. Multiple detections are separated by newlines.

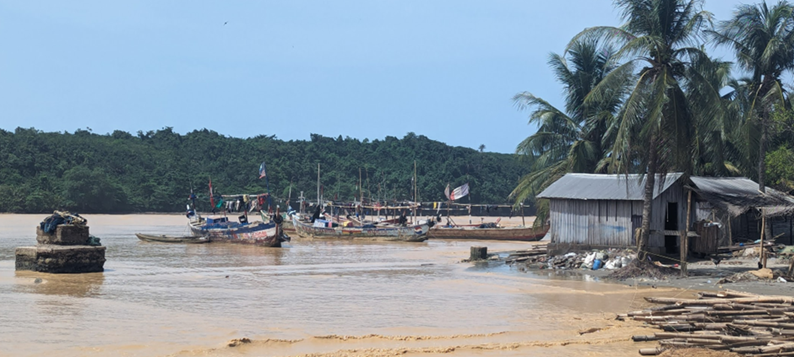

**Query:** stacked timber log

left=622, top=290, right=794, bottom=355
left=505, top=245, right=548, bottom=264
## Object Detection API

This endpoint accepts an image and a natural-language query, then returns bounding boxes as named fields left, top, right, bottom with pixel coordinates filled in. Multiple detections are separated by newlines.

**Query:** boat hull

left=292, top=216, right=428, bottom=242
left=189, top=220, right=285, bottom=247
left=428, top=225, right=548, bottom=241
left=135, top=233, right=210, bottom=244
left=281, top=220, right=296, bottom=234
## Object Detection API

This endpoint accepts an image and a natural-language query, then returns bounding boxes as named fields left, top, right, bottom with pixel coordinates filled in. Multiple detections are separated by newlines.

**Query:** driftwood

left=578, top=327, right=601, bottom=335
left=627, top=290, right=794, bottom=356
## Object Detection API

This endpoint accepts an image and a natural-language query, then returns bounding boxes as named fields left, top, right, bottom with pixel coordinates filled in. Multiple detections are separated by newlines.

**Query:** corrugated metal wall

left=549, top=181, right=687, bottom=249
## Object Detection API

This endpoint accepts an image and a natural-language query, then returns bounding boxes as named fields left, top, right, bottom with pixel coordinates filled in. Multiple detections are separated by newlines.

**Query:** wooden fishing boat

left=280, top=218, right=295, bottom=234
left=291, top=216, right=429, bottom=242
left=428, top=224, right=548, bottom=241
left=189, top=216, right=288, bottom=247
left=135, top=233, right=210, bottom=244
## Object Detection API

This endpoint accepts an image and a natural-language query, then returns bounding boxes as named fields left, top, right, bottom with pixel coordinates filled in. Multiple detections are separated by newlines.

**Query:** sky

left=0, top=0, right=746, bottom=153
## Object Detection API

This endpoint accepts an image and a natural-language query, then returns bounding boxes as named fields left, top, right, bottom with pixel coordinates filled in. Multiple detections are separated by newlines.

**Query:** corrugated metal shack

left=537, top=173, right=687, bottom=254
left=539, top=173, right=794, bottom=255
left=689, top=177, right=794, bottom=247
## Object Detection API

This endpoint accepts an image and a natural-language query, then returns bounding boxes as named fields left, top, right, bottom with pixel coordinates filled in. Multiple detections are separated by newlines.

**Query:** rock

left=227, top=338, right=251, bottom=347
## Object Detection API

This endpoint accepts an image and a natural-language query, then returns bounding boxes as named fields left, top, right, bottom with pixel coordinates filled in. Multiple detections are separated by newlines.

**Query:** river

left=0, top=214, right=669, bottom=356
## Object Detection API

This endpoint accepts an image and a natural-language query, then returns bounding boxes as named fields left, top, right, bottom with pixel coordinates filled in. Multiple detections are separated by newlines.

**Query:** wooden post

left=521, top=203, right=526, bottom=227
left=788, top=256, right=794, bottom=278
left=681, top=190, right=692, bottom=277
left=760, top=209, right=767, bottom=269
left=470, top=246, right=487, bottom=261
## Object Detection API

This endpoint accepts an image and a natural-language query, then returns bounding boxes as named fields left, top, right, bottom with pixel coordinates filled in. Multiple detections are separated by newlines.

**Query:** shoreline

left=505, top=253, right=794, bottom=297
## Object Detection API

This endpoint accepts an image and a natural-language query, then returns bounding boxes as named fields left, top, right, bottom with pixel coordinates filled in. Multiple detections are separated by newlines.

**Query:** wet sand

left=1, top=214, right=677, bottom=357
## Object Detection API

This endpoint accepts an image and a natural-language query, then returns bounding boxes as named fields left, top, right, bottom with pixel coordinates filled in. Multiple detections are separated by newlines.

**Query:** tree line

left=0, top=128, right=527, bottom=213
left=511, top=0, right=794, bottom=257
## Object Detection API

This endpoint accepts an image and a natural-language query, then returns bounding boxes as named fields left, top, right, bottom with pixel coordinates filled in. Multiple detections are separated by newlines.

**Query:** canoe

left=291, top=215, right=428, bottom=242
left=428, top=224, right=549, bottom=241
left=188, top=216, right=287, bottom=247
left=135, top=233, right=210, bottom=244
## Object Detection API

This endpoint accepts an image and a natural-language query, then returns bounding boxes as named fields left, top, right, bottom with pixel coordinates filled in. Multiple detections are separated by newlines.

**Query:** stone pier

left=16, top=224, right=105, bottom=273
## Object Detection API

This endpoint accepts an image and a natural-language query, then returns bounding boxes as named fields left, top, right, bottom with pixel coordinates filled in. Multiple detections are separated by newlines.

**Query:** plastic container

left=592, top=259, right=602, bottom=270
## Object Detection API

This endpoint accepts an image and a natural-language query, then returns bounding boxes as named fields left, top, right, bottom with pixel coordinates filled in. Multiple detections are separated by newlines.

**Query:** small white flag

left=449, top=183, right=469, bottom=201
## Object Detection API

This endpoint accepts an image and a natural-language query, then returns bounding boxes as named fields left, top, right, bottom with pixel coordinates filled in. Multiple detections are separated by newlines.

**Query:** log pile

left=504, top=246, right=548, bottom=264
left=622, top=290, right=794, bottom=355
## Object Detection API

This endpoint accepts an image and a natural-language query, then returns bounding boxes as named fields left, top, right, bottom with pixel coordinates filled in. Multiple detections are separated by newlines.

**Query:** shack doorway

left=665, top=202, right=678, bottom=230
left=664, top=202, right=678, bottom=254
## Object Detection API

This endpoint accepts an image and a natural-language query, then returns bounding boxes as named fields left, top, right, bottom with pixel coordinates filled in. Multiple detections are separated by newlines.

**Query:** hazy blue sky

left=0, top=1, right=745, bottom=153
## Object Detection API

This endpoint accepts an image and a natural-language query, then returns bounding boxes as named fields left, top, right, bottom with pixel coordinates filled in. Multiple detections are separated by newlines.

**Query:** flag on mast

left=444, top=184, right=450, bottom=200
left=259, top=161, right=267, bottom=179
left=209, top=177, right=214, bottom=208
left=449, top=183, right=469, bottom=201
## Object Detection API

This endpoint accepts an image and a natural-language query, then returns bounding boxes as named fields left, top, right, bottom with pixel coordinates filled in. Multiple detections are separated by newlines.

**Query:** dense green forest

left=0, top=127, right=527, bottom=213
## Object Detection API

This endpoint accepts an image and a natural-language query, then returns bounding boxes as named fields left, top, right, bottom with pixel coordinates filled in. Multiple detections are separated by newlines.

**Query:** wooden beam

left=681, top=190, right=692, bottom=277
left=761, top=208, right=767, bottom=269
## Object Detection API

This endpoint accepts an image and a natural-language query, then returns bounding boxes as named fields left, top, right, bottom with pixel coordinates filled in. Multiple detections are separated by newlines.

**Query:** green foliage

left=766, top=145, right=794, bottom=191
left=511, top=38, right=632, bottom=223
left=0, top=128, right=527, bottom=213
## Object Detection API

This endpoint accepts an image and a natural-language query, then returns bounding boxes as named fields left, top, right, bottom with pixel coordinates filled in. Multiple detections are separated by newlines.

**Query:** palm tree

left=511, top=38, right=632, bottom=224
left=573, top=0, right=722, bottom=259
left=687, top=55, right=736, bottom=176
left=712, top=1, right=794, bottom=255
left=712, top=1, right=794, bottom=192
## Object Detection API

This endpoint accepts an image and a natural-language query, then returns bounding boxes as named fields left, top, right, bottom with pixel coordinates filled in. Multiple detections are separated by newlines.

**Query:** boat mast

left=317, top=163, right=321, bottom=207
left=359, top=167, right=363, bottom=205
left=299, top=191, right=305, bottom=214
left=413, top=160, right=417, bottom=224
left=287, top=179, right=292, bottom=211
left=447, top=182, right=451, bottom=222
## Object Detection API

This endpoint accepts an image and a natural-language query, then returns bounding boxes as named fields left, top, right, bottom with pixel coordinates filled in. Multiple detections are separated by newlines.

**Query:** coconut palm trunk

left=639, top=137, right=658, bottom=260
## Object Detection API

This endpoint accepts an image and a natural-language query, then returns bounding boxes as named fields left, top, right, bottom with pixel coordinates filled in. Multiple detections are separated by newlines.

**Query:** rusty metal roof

left=689, top=176, right=794, bottom=217
left=536, top=173, right=684, bottom=201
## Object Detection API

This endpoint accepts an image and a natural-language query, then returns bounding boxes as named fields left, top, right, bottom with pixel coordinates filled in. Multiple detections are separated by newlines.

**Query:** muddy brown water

left=0, top=214, right=681, bottom=356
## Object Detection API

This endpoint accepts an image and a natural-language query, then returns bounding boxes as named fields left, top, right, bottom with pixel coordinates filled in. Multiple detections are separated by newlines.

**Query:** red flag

left=209, top=177, right=214, bottom=208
